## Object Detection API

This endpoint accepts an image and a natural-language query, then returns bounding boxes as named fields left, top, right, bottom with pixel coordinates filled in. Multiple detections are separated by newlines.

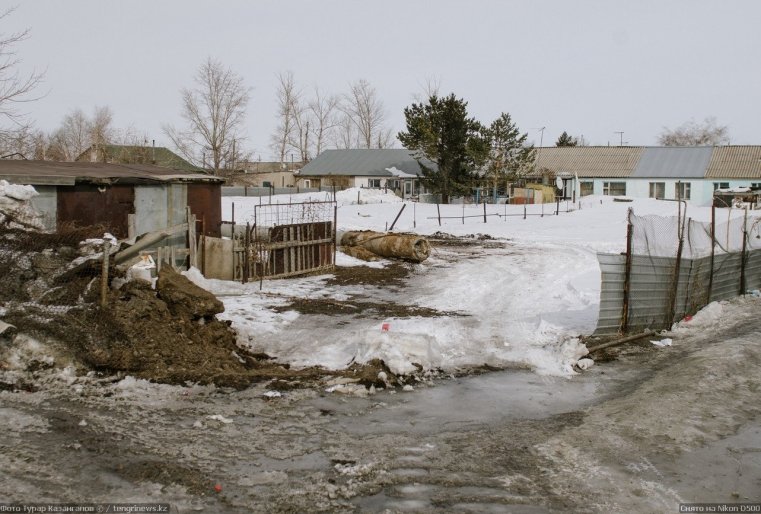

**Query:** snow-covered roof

left=385, top=166, right=418, bottom=179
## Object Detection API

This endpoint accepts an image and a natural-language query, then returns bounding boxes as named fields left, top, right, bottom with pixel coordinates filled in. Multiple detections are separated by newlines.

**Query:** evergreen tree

left=555, top=131, right=578, bottom=147
left=398, top=94, right=488, bottom=203
left=484, top=113, right=535, bottom=190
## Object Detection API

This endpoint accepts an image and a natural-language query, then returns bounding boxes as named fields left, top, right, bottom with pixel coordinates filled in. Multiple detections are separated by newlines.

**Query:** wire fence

left=223, top=201, right=337, bottom=283
left=596, top=205, right=761, bottom=335
left=0, top=209, right=120, bottom=353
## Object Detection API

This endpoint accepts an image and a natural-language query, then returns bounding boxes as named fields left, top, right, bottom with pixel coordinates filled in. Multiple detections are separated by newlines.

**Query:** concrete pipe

left=339, top=230, right=430, bottom=263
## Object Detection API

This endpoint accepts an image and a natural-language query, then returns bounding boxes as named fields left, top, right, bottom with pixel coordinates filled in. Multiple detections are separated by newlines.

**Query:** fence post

left=333, top=204, right=338, bottom=266
left=740, top=207, right=749, bottom=295
left=389, top=203, right=406, bottom=231
left=707, top=202, right=716, bottom=302
left=483, top=201, right=487, bottom=223
left=437, top=203, right=441, bottom=226
left=556, top=196, right=560, bottom=216
left=100, top=240, right=110, bottom=308
left=243, top=222, right=250, bottom=284
left=668, top=204, right=686, bottom=326
left=200, top=216, right=206, bottom=276
left=620, top=208, right=633, bottom=333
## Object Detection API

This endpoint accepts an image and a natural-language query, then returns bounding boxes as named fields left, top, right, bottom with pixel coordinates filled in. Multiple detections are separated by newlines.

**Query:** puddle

left=309, top=368, right=601, bottom=435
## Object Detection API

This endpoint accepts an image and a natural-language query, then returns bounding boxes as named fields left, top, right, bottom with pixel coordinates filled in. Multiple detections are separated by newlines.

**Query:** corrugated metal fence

left=596, top=206, right=761, bottom=335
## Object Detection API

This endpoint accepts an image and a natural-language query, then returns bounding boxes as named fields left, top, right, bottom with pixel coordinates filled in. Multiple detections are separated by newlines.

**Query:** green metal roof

left=77, top=145, right=202, bottom=172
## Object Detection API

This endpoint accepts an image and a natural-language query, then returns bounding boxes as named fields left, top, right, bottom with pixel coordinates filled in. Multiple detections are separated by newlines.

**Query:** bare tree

left=308, top=87, right=339, bottom=157
left=340, top=79, right=392, bottom=149
left=412, top=75, right=442, bottom=103
left=89, top=105, right=114, bottom=156
left=658, top=117, right=730, bottom=146
left=164, top=57, right=250, bottom=173
left=334, top=112, right=358, bottom=149
left=0, top=7, right=44, bottom=131
left=0, top=122, right=46, bottom=159
left=270, top=71, right=299, bottom=163
left=47, top=108, right=91, bottom=161
left=45, top=106, right=115, bottom=161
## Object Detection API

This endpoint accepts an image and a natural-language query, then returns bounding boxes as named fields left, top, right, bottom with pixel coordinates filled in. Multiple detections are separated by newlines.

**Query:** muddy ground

left=0, top=297, right=759, bottom=512
left=2, top=230, right=759, bottom=511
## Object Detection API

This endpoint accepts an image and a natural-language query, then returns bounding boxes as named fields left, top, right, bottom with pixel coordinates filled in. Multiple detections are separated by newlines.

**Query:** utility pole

left=614, top=131, right=625, bottom=146
left=533, top=126, right=546, bottom=148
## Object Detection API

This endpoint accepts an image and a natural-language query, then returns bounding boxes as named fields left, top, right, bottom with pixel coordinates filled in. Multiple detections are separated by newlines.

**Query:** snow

left=0, top=180, right=38, bottom=201
left=0, top=180, right=44, bottom=229
left=206, top=192, right=755, bottom=378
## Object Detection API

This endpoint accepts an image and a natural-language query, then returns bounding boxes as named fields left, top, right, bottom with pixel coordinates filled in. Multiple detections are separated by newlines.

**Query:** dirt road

left=1, top=296, right=759, bottom=512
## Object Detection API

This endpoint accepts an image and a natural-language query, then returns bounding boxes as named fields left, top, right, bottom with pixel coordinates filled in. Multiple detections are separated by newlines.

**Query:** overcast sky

left=8, top=0, right=761, bottom=159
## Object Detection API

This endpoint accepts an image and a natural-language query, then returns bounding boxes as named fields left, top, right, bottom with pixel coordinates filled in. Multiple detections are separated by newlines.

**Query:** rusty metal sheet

left=56, top=184, right=134, bottom=238
left=188, top=184, right=222, bottom=237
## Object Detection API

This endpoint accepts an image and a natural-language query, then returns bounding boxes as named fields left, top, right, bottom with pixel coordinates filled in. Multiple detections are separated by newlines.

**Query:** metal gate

left=232, top=201, right=336, bottom=281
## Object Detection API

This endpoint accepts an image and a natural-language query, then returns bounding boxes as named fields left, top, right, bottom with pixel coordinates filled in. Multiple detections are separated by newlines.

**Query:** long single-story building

left=533, top=145, right=761, bottom=205
left=0, top=160, right=223, bottom=238
left=296, top=149, right=434, bottom=200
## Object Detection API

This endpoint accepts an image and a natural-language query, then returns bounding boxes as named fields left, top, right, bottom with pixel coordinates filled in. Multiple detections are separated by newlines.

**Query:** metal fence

left=228, top=201, right=336, bottom=282
left=222, top=186, right=322, bottom=197
left=596, top=206, right=761, bottom=335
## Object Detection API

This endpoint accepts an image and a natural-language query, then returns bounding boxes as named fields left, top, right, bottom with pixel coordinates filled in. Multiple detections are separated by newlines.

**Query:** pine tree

left=484, top=113, right=535, bottom=191
left=398, top=94, right=488, bottom=203
left=555, top=131, right=578, bottom=147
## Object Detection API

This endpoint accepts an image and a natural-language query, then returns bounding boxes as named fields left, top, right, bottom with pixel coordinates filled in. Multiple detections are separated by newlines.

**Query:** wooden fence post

left=740, top=207, right=749, bottom=295
left=668, top=205, right=686, bottom=326
left=620, top=209, right=633, bottom=333
left=707, top=203, right=716, bottom=302
left=100, top=240, right=110, bottom=308
left=389, top=203, right=406, bottom=231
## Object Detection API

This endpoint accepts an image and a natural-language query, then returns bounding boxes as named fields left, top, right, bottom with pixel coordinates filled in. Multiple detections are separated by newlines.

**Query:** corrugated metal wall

left=595, top=249, right=761, bottom=335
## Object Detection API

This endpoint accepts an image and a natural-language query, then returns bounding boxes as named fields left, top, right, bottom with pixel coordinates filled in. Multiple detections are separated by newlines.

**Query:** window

left=649, top=182, right=665, bottom=199
left=676, top=182, right=691, bottom=200
left=713, top=182, right=729, bottom=190
left=603, top=181, right=626, bottom=196
left=303, top=179, right=311, bottom=188
left=752, top=183, right=761, bottom=190
left=367, top=179, right=381, bottom=188
left=580, top=181, right=594, bottom=196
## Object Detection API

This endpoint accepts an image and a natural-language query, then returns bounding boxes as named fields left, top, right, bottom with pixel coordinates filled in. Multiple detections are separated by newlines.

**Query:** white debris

left=262, top=390, right=282, bottom=398
left=206, top=414, right=234, bottom=424
left=78, top=419, right=88, bottom=427
left=192, top=420, right=205, bottom=429
left=576, top=358, right=595, bottom=370
left=651, top=338, right=673, bottom=347
left=402, top=385, right=414, bottom=392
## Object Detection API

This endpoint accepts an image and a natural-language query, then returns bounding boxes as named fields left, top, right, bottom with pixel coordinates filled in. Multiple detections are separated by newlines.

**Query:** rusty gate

left=232, top=200, right=337, bottom=281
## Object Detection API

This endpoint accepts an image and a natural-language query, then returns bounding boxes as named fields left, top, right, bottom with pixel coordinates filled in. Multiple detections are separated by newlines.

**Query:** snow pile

left=671, top=301, right=725, bottom=333
left=207, top=194, right=751, bottom=379
left=0, top=180, right=43, bottom=230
